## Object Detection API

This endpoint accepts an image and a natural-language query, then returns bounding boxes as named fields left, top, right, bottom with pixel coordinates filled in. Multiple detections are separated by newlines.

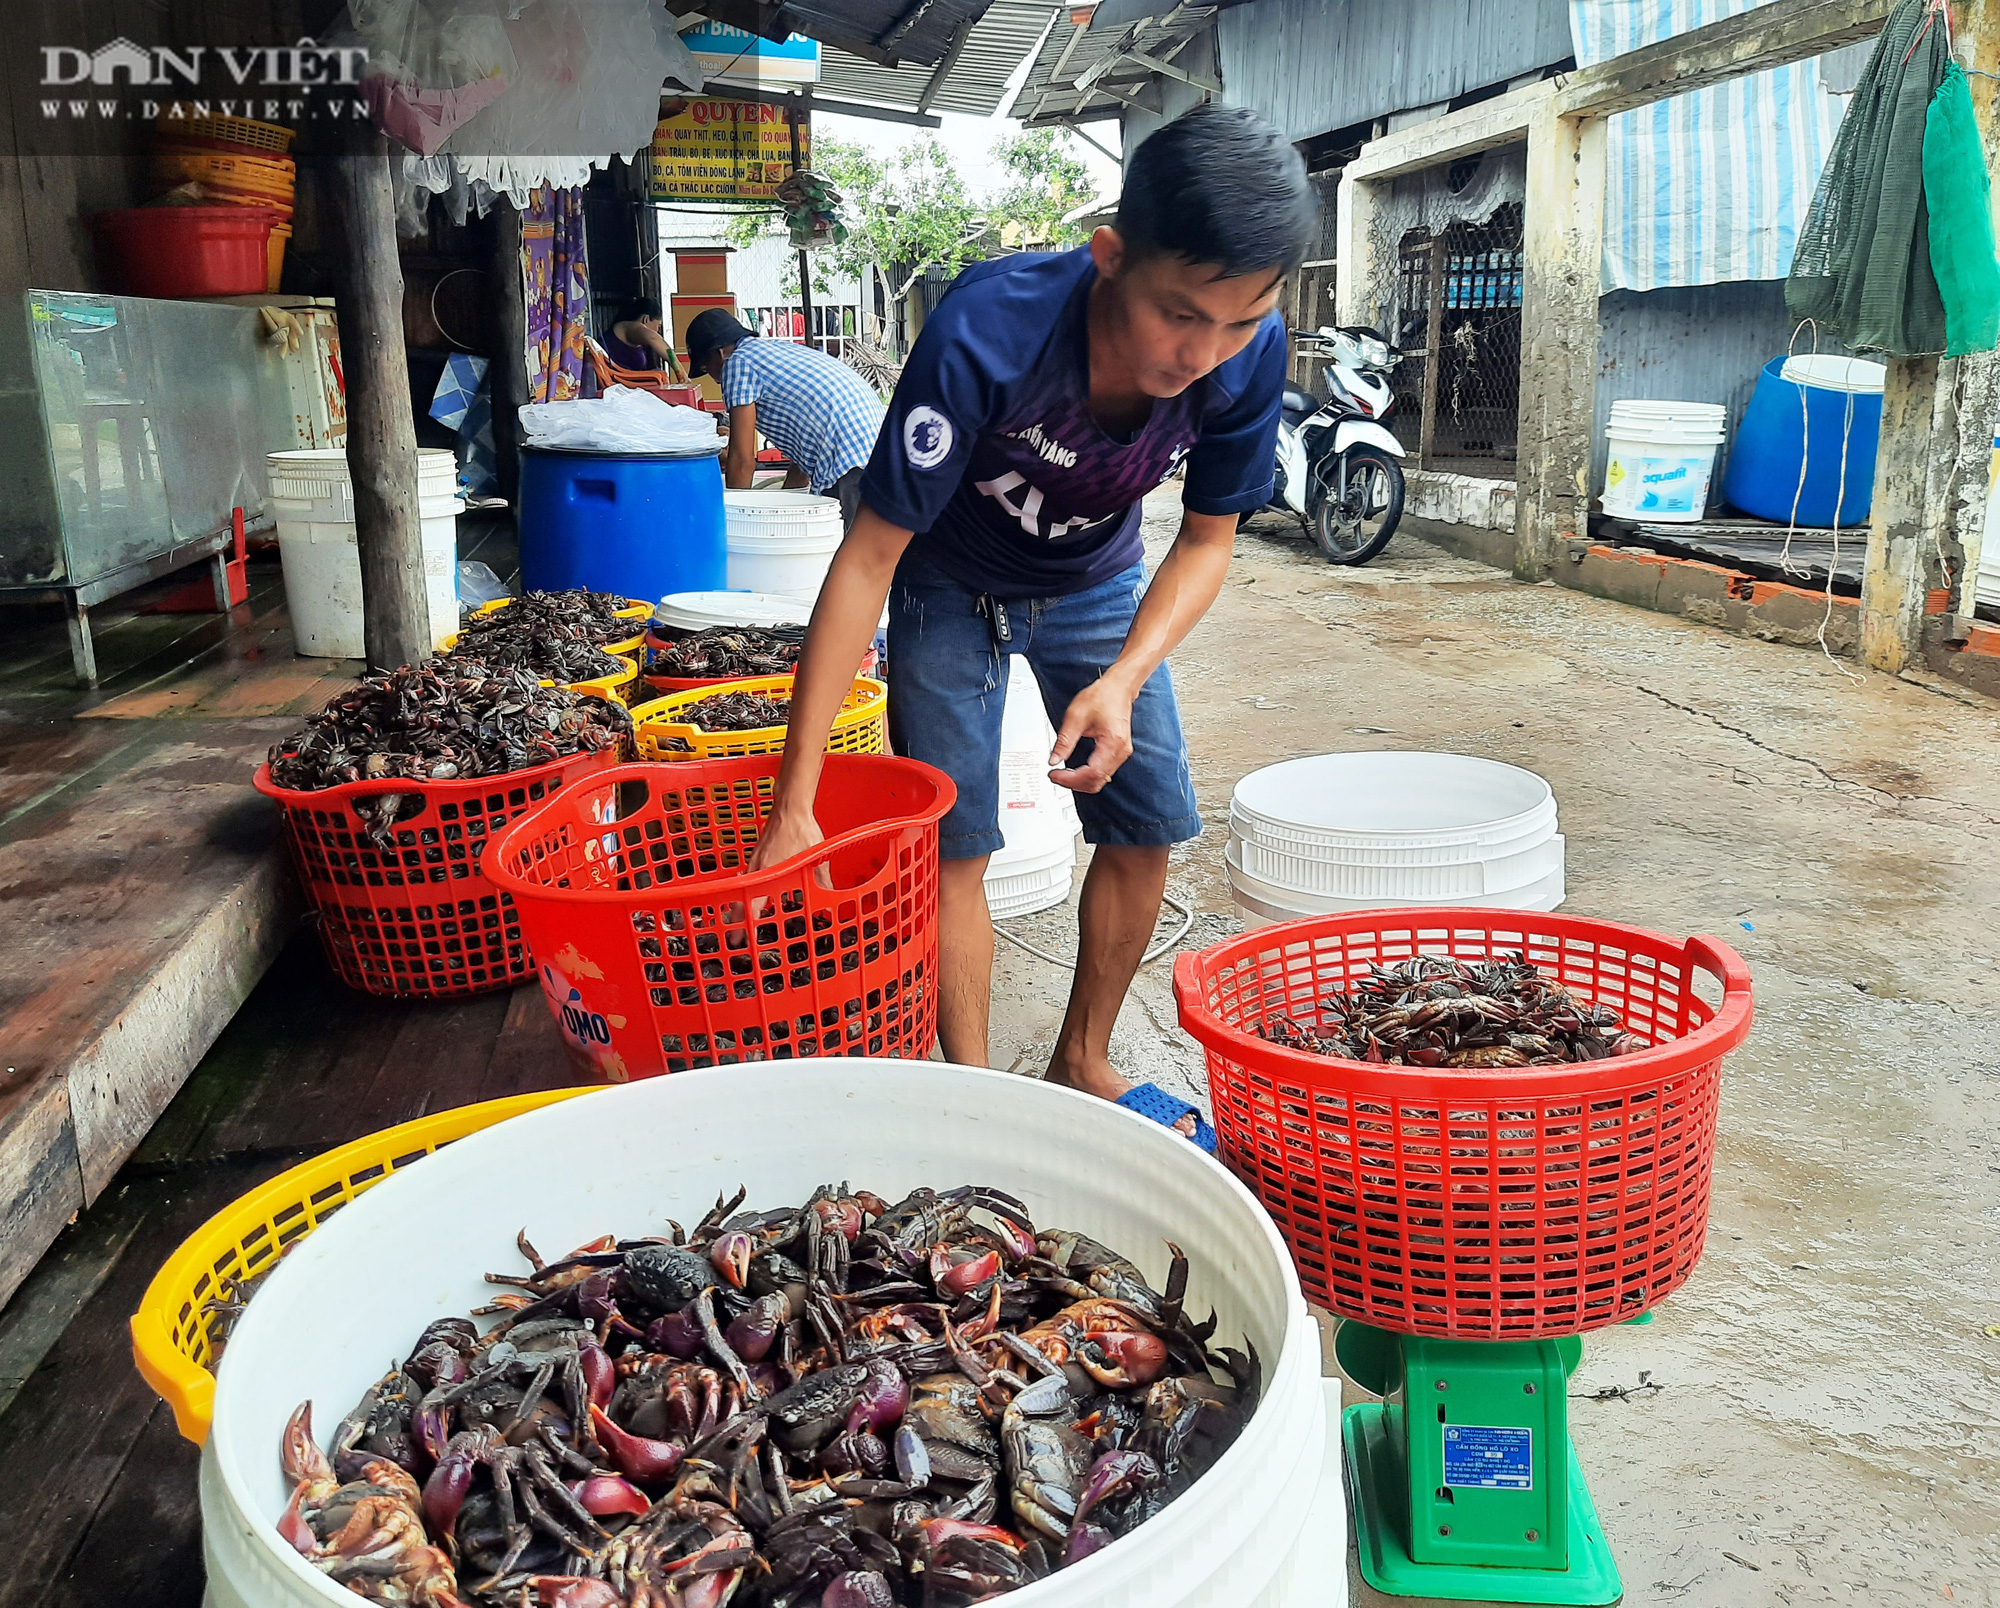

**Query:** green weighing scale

left=1335, top=1317, right=1639, bottom=1604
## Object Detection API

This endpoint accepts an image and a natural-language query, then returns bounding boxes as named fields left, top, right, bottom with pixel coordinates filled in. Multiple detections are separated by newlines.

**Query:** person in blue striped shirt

left=686, top=309, right=887, bottom=529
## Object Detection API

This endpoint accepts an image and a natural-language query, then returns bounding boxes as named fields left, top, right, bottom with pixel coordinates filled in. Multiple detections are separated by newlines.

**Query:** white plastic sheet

left=517, top=387, right=720, bottom=454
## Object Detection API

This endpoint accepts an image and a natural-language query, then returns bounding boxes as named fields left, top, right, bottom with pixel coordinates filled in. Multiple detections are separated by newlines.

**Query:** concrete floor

left=985, top=491, right=2000, bottom=1608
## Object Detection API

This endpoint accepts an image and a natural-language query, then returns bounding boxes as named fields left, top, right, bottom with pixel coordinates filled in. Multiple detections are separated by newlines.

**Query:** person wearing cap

left=684, top=308, right=886, bottom=530
left=742, top=107, right=1316, bottom=1149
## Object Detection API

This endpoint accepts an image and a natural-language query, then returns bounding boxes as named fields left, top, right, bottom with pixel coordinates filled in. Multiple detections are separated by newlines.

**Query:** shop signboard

left=651, top=97, right=808, bottom=205
left=681, top=22, right=820, bottom=84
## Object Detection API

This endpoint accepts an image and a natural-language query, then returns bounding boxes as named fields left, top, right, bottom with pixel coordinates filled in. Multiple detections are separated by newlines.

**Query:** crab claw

left=1078, top=1330, right=1168, bottom=1389
left=708, top=1230, right=754, bottom=1289
left=422, top=1430, right=488, bottom=1541
left=938, top=1248, right=1002, bottom=1298
left=821, top=1572, right=896, bottom=1608
left=569, top=1474, right=653, bottom=1518
left=1064, top=1520, right=1114, bottom=1565
left=578, top=1339, right=616, bottom=1411
left=528, top=1578, right=623, bottom=1608
left=992, top=1215, right=1037, bottom=1262
left=281, top=1402, right=332, bottom=1485
left=1072, top=1447, right=1159, bottom=1529
left=590, top=1404, right=685, bottom=1484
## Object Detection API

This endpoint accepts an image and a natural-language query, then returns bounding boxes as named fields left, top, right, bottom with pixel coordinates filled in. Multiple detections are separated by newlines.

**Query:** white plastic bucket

left=1602, top=399, right=1726, bottom=523
left=1779, top=354, right=1886, bottom=393
left=1227, top=844, right=1566, bottom=928
left=200, top=1062, right=1344, bottom=1608
left=724, top=490, right=844, bottom=603
left=269, top=448, right=461, bottom=659
left=987, top=662, right=1081, bottom=920
left=650, top=589, right=813, bottom=634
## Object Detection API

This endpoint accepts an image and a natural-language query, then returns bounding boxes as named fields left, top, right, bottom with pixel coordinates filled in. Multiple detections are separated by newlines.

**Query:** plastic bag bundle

left=518, top=387, right=721, bottom=455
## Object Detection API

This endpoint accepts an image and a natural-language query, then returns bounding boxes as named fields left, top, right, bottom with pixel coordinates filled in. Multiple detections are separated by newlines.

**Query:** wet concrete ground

left=986, top=491, right=2000, bottom=1607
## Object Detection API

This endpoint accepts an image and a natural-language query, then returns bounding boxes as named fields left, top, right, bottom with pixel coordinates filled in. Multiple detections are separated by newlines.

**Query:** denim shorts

left=886, top=549, right=1202, bottom=861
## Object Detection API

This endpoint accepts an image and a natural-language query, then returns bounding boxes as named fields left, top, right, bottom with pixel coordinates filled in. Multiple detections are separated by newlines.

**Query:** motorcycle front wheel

left=1312, top=446, right=1404, bottom=566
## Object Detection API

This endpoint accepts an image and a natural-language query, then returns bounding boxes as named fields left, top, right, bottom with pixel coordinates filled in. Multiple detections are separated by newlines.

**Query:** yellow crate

left=132, top=1088, right=589, bottom=1445
left=629, top=674, right=887, bottom=762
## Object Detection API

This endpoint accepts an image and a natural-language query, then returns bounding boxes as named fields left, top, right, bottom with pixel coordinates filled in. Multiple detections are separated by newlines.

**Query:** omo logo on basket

left=540, top=952, right=632, bottom=1083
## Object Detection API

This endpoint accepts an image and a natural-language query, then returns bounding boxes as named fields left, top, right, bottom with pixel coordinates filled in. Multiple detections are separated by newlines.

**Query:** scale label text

left=1442, top=1424, right=1534, bottom=1490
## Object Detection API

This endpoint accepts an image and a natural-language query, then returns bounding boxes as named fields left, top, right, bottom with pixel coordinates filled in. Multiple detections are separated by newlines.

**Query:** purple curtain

left=523, top=185, right=590, bottom=403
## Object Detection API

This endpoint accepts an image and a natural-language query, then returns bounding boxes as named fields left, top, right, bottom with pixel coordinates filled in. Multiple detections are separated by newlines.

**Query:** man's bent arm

left=1048, top=509, right=1238, bottom=791
left=724, top=404, right=759, bottom=489
left=749, top=506, right=914, bottom=867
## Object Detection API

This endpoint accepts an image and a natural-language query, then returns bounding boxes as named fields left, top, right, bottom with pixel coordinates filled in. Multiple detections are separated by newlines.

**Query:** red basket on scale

left=486, top=755, right=953, bottom=1083
left=1174, top=912, right=1753, bottom=1340
left=255, top=749, right=620, bottom=999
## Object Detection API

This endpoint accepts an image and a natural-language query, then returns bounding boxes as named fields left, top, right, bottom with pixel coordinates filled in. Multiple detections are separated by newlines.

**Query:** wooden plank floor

left=0, top=936, right=571, bottom=1608
left=0, top=555, right=366, bottom=1309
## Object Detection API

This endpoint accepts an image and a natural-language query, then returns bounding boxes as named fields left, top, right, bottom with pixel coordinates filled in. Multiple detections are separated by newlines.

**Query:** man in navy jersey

left=749, top=106, right=1313, bottom=1147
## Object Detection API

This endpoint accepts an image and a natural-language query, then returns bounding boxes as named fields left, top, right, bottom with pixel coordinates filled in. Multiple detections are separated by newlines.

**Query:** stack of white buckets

left=269, top=447, right=463, bottom=658
left=1226, top=752, right=1565, bottom=927
left=704, top=490, right=1083, bottom=920
left=1600, top=399, right=1728, bottom=524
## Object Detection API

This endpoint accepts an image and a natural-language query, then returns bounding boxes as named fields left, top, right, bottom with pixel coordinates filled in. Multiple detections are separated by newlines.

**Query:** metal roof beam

left=691, top=85, right=944, bottom=127
left=917, top=17, right=976, bottom=110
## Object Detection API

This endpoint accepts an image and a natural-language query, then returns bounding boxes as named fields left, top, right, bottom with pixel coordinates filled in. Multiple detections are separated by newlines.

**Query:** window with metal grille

left=1390, top=204, right=1524, bottom=475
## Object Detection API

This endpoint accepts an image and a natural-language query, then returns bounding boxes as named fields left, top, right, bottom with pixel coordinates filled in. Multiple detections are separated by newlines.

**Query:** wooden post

left=489, top=198, right=529, bottom=510
left=790, top=109, right=816, bottom=351
left=1861, top=0, right=2000, bottom=667
left=1418, top=237, right=1448, bottom=469
left=1513, top=100, right=1606, bottom=580
left=329, top=130, right=431, bottom=672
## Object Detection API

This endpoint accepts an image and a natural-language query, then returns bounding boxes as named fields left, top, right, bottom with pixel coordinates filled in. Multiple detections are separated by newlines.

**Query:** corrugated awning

left=690, top=0, right=1004, bottom=68
left=815, top=0, right=1061, bottom=116
left=1015, top=0, right=1216, bottom=125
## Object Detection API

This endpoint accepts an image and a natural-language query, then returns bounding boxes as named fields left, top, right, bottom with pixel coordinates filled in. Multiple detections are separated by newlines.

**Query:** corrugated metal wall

left=1591, top=280, right=1849, bottom=496
left=1215, top=0, right=1574, bottom=145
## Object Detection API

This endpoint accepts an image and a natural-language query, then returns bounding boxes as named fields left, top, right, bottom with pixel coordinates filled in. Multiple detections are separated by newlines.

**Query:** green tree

left=815, top=133, right=987, bottom=304
left=989, top=128, right=1098, bottom=249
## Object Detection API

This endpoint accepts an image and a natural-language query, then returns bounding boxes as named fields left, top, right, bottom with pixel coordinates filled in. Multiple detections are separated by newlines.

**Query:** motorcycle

left=1269, top=326, right=1407, bottom=566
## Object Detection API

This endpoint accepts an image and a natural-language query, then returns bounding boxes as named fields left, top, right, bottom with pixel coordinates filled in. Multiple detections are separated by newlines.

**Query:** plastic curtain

left=523, top=185, right=589, bottom=404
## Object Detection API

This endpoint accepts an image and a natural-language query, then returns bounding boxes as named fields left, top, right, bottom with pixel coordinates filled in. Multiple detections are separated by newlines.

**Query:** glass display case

left=0, top=291, right=304, bottom=683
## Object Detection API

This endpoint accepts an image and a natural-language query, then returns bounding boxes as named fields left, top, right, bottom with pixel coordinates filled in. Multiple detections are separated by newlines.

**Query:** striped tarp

left=1570, top=0, right=1841, bottom=292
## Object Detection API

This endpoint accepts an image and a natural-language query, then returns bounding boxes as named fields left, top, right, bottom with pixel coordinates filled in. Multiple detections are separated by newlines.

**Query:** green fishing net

left=1787, top=0, right=1951, bottom=356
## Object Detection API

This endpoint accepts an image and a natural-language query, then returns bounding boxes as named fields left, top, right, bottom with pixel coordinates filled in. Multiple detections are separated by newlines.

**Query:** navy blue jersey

left=860, top=248, right=1283, bottom=596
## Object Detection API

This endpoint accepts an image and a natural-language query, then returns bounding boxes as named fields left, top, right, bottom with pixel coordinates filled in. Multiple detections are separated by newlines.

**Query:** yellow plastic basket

left=629, top=674, right=888, bottom=762
left=457, top=596, right=650, bottom=659
left=156, top=105, right=295, bottom=154
left=151, top=144, right=297, bottom=197
left=132, top=1088, right=589, bottom=1445
left=563, top=650, right=639, bottom=704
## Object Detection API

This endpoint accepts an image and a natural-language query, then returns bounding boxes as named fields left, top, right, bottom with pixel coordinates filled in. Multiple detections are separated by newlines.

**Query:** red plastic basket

left=1173, top=912, right=1753, bottom=1340
left=486, top=755, right=954, bottom=1082
left=254, top=749, right=620, bottom=999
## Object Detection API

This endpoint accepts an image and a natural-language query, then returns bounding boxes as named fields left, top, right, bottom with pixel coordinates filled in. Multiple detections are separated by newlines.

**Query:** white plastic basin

left=724, top=490, right=844, bottom=603
left=1232, top=751, right=1556, bottom=852
left=202, top=1062, right=1343, bottom=1608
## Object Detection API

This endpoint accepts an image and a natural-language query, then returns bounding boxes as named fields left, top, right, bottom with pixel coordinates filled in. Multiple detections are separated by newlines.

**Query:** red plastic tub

left=487, top=754, right=953, bottom=1082
left=254, top=749, right=620, bottom=999
left=91, top=206, right=279, bottom=299
left=1174, top=911, right=1753, bottom=1340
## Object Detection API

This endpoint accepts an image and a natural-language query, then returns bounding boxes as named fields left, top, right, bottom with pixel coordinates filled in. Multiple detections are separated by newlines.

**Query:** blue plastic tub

left=518, top=446, right=726, bottom=599
left=1721, top=354, right=1882, bottom=528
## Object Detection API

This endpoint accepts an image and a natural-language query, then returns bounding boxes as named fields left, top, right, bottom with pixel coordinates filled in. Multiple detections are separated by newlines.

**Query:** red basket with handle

left=254, top=749, right=620, bottom=999
left=486, top=755, right=954, bottom=1082
left=1173, top=911, right=1753, bottom=1340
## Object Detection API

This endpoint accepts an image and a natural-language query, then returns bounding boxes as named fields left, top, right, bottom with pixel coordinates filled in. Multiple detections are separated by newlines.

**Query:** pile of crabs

left=279, top=1183, right=1256, bottom=1608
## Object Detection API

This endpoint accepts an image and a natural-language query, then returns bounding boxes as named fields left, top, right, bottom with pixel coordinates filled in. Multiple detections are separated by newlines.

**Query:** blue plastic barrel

left=518, top=446, right=727, bottom=599
left=1721, top=355, right=1883, bottom=528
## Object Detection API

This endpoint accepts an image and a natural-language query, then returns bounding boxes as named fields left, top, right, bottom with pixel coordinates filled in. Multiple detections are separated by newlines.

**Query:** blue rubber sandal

left=1115, top=1084, right=1217, bottom=1154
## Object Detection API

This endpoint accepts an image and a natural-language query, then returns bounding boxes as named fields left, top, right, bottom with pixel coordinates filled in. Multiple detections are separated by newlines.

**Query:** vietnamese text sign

left=652, top=97, right=807, bottom=205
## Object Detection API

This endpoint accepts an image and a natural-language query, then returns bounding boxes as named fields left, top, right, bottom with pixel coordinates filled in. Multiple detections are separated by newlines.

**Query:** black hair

left=618, top=295, right=663, bottom=322
left=1116, top=104, right=1314, bottom=279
